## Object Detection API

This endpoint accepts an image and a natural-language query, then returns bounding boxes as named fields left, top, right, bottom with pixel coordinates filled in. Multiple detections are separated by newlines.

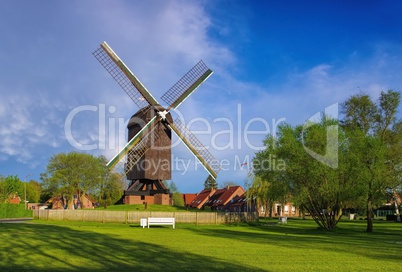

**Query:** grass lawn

left=0, top=218, right=401, bottom=271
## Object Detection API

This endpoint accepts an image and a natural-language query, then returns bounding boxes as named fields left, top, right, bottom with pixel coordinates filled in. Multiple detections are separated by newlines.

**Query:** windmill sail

left=168, top=118, right=220, bottom=179
left=109, top=120, right=162, bottom=178
left=107, top=116, right=159, bottom=169
left=161, top=60, right=213, bottom=110
left=93, top=42, right=159, bottom=108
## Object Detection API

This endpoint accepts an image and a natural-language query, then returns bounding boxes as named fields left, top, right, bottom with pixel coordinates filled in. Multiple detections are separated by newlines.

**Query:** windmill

left=93, top=42, right=220, bottom=204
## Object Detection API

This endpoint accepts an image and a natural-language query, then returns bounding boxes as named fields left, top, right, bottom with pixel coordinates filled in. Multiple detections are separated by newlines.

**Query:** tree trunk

left=366, top=195, right=373, bottom=232
left=264, top=202, right=269, bottom=218
left=68, top=195, right=75, bottom=210
left=393, top=191, right=401, bottom=222
left=268, top=203, right=273, bottom=218
left=79, top=190, right=87, bottom=209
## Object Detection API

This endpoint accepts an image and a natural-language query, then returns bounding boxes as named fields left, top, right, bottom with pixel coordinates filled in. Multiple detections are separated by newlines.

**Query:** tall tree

left=342, top=90, right=402, bottom=232
left=253, top=136, right=288, bottom=217
left=248, top=176, right=272, bottom=217
left=41, top=152, right=109, bottom=209
left=255, top=118, right=354, bottom=230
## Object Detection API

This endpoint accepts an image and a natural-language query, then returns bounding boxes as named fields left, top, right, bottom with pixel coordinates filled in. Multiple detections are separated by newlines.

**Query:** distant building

left=181, top=193, right=197, bottom=208
left=204, top=186, right=245, bottom=211
left=5, top=193, right=21, bottom=204
left=226, top=193, right=257, bottom=213
left=46, top=193, right=96, bottom=209
left=189, top=188, right=216, bottom=209
left=188, top=186, right=300, bottom=217
left=27, top=203, right=49, bottom=210
left=189, top=186, right=245, bottom=211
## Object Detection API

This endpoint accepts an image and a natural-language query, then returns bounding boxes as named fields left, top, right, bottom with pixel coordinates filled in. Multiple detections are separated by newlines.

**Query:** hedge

left=0, top=203, right=32, bottom=219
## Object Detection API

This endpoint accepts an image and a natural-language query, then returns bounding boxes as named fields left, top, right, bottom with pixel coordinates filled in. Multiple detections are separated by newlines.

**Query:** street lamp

left=24, top=174, right=32, bottom=210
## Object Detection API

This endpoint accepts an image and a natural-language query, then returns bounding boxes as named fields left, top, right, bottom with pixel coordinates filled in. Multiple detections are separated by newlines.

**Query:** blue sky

left=1, top=0, right=402, bottom=193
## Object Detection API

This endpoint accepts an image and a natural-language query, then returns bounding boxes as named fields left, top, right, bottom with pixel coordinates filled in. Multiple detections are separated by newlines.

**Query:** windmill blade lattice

left=111, top=124, right=162, bottom=179
left=169, top=118, right=220, bottom=178
left=93, top=44, right=155, bottom=109
left=161, top=60, right=213, bottom=110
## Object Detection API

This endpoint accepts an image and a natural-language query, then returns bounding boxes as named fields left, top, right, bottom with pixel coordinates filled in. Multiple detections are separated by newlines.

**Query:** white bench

left=140, top=218, right=147, bottom=228
left=279, top=216, right=287, bottom=224
left=147, top=217, right=175, bottom=229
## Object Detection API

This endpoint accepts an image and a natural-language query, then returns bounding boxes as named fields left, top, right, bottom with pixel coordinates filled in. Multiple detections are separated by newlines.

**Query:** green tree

left=248, top=176, right=271, bottom=217
left=41, top=152, right=109, bottom=209
left=163, top=181, right=184, bottom=207
left=255, top=118, right=354, bottom=230
left=98, top=171, right=125, bottom=207
left=0, top=175, right=23, bottom=202
left=342, top=90, right=402, bottom=232
left=26, top=180, right=42, bottom=203
left=166, top=180, right=179, bottom=193
left=253, top=136, right=288, bottom=217
left=172, top=192, right=184, bottom=207
left=204, top=175, right=218, bottom=190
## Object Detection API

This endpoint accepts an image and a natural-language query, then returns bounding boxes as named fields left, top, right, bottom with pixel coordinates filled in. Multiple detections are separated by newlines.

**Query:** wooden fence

left=33, top=210, right=258, bottom=225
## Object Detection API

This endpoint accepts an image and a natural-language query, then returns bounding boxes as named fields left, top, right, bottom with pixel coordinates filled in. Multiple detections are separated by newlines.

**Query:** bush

left=172, top=192, right=184, bottom=207
left=0, top=203, right=33, bottom=218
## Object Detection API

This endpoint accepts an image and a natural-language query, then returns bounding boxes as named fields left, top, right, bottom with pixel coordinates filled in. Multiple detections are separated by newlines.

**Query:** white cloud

left=0, top=85, right=72, bottom=164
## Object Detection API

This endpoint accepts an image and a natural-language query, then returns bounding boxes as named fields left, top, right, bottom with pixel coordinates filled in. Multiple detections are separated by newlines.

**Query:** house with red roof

left=204, top=186, right=245, bottom=211
left=46, top=192, right=96, bottom=210
left=181, top=193, right=198, bottom=208
left=189, top=186, right=300, bottom=216
left=5, top=193, right=21, bottom=204
left=225, top=193, right=257, bottom=212
left=188, top=186, right=246, bottom=211
left=189, top=188, right=216, bottom=209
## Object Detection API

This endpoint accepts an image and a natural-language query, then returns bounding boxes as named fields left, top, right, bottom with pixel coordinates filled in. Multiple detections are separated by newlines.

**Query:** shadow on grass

left=0, top=223, right=266, bottom=272
left=187, top=219, right=402, bottom=262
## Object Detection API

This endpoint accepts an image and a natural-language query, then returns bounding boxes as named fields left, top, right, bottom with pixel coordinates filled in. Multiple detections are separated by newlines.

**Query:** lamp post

left=24, top=174, right=32, bottom=209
